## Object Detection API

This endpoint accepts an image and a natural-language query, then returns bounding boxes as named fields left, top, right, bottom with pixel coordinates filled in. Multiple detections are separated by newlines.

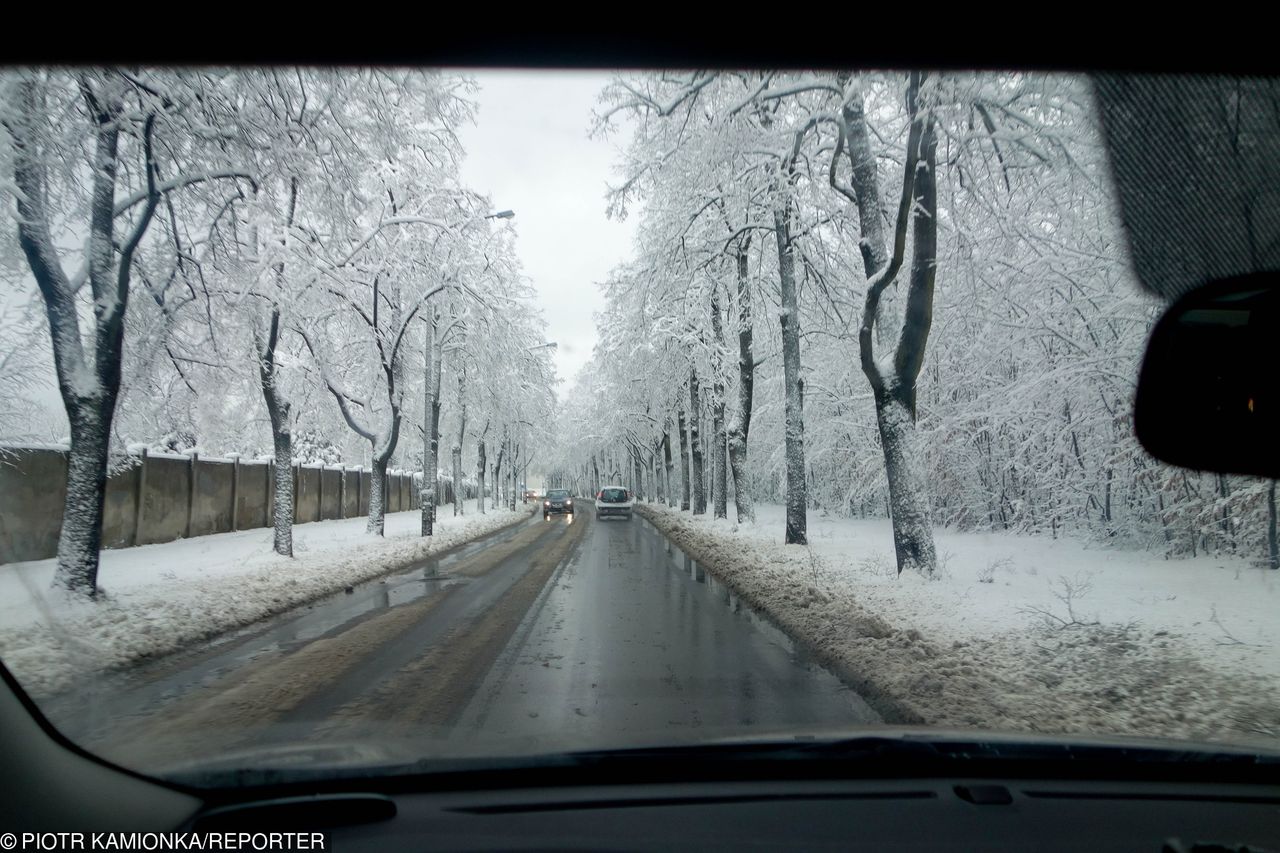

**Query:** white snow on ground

left=639, top=502, right=1280, bottom=749
left=0, top=501, right=536, bottom=697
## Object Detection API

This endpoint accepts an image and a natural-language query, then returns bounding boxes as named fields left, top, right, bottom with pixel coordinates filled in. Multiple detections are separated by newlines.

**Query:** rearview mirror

left=1134, top=274, right=1279, bottom=478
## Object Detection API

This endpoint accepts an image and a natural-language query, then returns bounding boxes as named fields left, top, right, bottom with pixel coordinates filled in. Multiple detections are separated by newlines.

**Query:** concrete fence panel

left=320, top=468, right=342, bottom=520
left=236, top=462, right=270, bottom=531
left=0, top=448, right=67, bottom=564
left=139, top=455, right=191, bottom=546
left=296, top=466, right=320, bottom=523
left=342, top=470, right=360, bottom=518
left=192, top=458, right=234, bottom=538
left=102, top=462, right=139, bottom=549
left=388, top=475, right=402, bottom=513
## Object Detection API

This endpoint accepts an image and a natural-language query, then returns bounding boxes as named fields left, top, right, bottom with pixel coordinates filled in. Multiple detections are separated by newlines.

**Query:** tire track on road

left=316, top=512, right=590, bottom=736
left=88, top=516, right=578, bottom=769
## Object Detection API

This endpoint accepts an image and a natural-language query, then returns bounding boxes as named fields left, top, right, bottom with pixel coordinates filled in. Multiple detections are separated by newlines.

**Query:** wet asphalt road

left=47, top=502, right=878, bottom=772
left=455, top=507, right=878, bottom=751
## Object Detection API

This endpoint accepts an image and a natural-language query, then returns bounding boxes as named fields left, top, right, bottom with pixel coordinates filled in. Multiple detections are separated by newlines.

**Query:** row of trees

left=547, top=71, right=1279, bottom=572
left=0, top=69, right=556, bottom=597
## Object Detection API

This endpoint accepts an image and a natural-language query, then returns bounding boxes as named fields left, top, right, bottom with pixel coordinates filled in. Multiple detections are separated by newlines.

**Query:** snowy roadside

left=0, top=501, right=537, bottom=697
left=637, top=502, right=1280, bottom=749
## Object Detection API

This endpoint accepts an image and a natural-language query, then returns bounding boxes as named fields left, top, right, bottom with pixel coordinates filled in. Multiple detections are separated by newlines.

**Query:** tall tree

left=689, top=370, right=706, bottom=514
left=775, top=130, right=808, bottom=545
left=727, top=237, right=756, bottom=523
left=839, top=72, right=938, bottom=573
left=3, top=71, right=245, bottom=594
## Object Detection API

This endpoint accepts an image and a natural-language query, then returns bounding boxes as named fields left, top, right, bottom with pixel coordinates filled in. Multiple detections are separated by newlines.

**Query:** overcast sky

left=454, top=70, right=636, bottom=395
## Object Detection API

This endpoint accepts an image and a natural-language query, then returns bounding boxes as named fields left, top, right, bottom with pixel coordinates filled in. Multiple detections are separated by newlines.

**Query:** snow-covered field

left=638, top=502, right=1280, bottom=749
left=0, top=502, right=536, bottom=697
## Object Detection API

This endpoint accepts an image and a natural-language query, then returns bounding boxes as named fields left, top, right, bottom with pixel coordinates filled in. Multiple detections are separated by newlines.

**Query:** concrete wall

left=296, top=466, right=320, bottom=524
left=191, top=459, right=234, bottom=538
left=235, top=462, right=270, bottom=531
left=387, top=475, right=401, bottom=513
left=140, top=455, right=191, bottom=546
left=0, top=448, right=67, bottom=564
left=0, top=446, right=429, bottom=564
left=101, top=464, right=138, bottom=549
left=320, top=468, right=342, bottom=520
left=342, top=470, right=360, bottom=518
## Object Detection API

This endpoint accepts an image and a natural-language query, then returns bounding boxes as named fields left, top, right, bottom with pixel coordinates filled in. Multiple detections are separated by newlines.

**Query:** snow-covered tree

left=1, top=70, right=252, bottom=595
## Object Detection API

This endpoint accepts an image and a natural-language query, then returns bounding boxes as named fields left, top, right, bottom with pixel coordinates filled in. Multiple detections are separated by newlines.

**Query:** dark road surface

left=47, top=502, right=878, bottom=774
left=455, top=508, right=878, bottom=751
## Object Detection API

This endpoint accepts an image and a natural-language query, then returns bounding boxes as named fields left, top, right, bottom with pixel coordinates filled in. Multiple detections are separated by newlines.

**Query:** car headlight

left=544, top=500, right=550, bottom=506
left=567, top=499, right=573, bottom=505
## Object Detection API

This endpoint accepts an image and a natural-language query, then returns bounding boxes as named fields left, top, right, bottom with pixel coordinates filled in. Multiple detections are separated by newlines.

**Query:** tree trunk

left=633, top=447, right=645, bottom=502
left=256, top=178, right=299, bottom=557
left=847, top=72, right=937, bottom=574
left=710, top=286, right=729, bottom=520
left=266, top=392, right=293, bottom=557
left=257, top=307, right=294, bottom=558
left=689, top=372, right=706, bottom=515
left=453, top=367, right=466, bottom=516
left=56, top=405, right=112, bottom=595
left=774, top=204, right=806, bottom=546
left=728, top=242, right=756, bottom=524
left=663, top=431, right=676, bottom=508
left=1268, top=479, right=1278, bottom=571
left=422, top=311, right=442, bottom=536
left=494, top=431, right=505, bottom=515
left=506, top=440, right=512, bottom=509
left=677, top=409, right=691, bottom=510
left=477, top=436, right=487, bottom=514
left=368, top=454, right=389, bottom=535
left=452, top=438, right=463, bottom=514
left=875, top=389, right=937, bottom=574
left=424, top=312, right=440, bottom=535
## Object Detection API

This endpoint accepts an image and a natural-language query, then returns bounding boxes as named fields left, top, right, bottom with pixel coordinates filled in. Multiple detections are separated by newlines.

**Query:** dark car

left=543, top=488, right=574, bottom=519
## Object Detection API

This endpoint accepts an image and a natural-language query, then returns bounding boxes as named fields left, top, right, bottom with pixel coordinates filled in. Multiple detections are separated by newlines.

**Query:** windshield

left=2, top=67, right=1278, bottom=788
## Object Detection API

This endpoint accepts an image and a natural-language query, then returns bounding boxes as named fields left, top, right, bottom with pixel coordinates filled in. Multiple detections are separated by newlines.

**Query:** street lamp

left=526, top=342, right=558, bottom=352
left=485, top=210, right=516, bottom=220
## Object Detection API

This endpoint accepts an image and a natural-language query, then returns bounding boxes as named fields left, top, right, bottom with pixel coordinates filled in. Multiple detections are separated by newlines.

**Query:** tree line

left=547, top=71, right=1280, bottom=573
left=0, top=69, right=555, bottom=597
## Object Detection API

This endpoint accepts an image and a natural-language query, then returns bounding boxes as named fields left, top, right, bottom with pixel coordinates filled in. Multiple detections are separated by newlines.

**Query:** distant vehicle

left=543, top=488, right=573, bottom=519
left=523, top=489, right=538, bottom=501
left=596, top=485, right=633, bottom=520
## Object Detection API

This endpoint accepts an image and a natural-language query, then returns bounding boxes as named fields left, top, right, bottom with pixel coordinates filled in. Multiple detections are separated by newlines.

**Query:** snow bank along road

left=0, top=501, right=537, bottom=697
left=636, top=503, right=1280, bottom=750
left=37, top=503, right=877, bottom=772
